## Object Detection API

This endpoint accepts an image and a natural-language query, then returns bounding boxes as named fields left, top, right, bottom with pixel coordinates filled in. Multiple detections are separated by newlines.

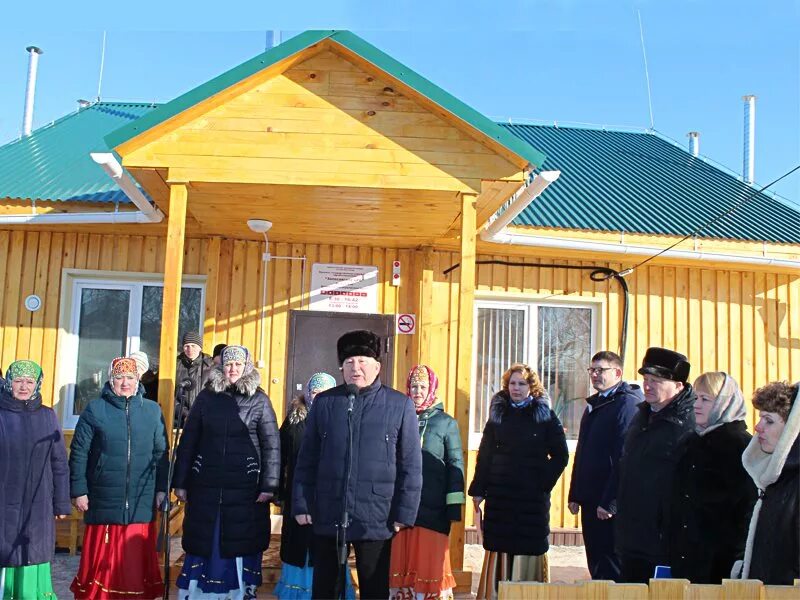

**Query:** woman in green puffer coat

left=69, top=356, right=168, bottom=599
left=389, top=364, right=465, bottom=600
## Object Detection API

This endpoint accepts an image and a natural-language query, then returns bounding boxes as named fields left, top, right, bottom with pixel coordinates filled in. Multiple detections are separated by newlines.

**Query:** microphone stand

left=162, top=380, right=193, bottom=599
left=335, top=386, right=358, bottom=600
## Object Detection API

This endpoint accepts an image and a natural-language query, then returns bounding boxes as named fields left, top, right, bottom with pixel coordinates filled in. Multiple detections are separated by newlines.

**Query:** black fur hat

left=337, top=330, right=381, bottom=364
left=638, top=347, right=691, bottom=383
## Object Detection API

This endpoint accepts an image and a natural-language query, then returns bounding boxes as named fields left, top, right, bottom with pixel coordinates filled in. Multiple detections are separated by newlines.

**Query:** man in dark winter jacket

left=293, top=330, right=422, bottom=600
left=615, top=347, right=696, bottom=583
left=174, top=331, right=214, bottom=426
left=568, top=350, right=640, bottom=581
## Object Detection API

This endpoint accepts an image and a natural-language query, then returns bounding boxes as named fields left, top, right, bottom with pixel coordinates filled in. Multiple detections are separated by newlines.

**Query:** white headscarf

left=696, top=373, right=747, bottom=436
left=740, top=383, right=800, bottom=578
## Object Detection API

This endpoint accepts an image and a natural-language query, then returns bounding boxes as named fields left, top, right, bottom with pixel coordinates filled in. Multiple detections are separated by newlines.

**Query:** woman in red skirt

left=389, top=365, right=466, bottom=600
left=69, top=356, right=169, bottom=599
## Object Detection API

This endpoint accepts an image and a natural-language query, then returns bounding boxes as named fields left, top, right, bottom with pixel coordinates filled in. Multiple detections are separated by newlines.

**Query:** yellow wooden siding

left=123, top=50, right=520, bottom=194
left=0, top=228, right=798, bottom=536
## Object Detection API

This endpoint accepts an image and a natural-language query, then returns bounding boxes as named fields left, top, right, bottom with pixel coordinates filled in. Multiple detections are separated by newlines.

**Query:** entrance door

left=285, top=310, right=395, bottom=409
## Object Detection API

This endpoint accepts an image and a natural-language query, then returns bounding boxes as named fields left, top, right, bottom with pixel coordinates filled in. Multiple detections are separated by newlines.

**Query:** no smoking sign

left=396, top=313, right=416, bottom=335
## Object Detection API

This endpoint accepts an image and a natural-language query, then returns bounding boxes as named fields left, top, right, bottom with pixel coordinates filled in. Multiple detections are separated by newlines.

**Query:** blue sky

left=1, top=0, right=798, bottom=200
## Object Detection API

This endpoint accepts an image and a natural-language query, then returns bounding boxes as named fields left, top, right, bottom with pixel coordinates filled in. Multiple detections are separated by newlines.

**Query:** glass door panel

left=73, top=288, right=131, bottom=415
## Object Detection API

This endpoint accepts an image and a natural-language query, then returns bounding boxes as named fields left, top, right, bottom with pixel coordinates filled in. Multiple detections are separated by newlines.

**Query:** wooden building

left=1, top=30, right=799, bottom=579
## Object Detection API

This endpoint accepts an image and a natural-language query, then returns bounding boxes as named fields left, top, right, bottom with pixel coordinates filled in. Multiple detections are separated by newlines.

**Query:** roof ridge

left=500, top=120, right=800, bottom=211
left=496, top=118, right=650, bottom=134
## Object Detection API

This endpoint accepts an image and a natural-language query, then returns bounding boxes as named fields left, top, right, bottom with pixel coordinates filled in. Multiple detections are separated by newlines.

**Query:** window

left=60, top=275, right=204, bottom=428
left=471, top=299, right=599, bottom=448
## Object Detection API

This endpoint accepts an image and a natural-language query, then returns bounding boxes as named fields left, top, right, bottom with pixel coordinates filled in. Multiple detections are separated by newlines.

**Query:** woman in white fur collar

left=734, top=382, right=800, bottom=584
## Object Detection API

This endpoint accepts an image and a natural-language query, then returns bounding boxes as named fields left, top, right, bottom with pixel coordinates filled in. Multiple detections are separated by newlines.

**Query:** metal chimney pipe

left=742, top=95, right=756, bottom=184
left=22, top=46, right=43, bottom=137
left=265, top=30, right=281, bottom=50
left=687, top=131, right=700, bottom=157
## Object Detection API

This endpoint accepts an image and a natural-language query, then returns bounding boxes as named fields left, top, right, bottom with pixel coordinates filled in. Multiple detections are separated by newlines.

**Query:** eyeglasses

left=586, top=367, right=616, bottom=375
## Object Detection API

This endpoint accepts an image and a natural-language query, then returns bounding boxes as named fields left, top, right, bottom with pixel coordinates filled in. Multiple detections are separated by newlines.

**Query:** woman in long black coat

left=469, top=363, right=569, bottom=593
left=737, top=381, right=800, bottom=584
left=669, top=372, right=756, bottom=582
left=173, top=345, right=280, bottom=600
left=0, top=360, right=70, bottom=599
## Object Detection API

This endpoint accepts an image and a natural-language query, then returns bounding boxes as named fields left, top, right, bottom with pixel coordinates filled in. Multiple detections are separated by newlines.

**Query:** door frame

left=285, top=310, right=396, bottom=412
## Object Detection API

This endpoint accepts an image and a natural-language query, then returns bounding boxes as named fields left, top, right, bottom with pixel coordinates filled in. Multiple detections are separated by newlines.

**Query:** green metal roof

left=0, top=102, right=158, bottom=203
left=502, top=123, right=800, bottom=244
left=104, top=30, right=546, bottom=168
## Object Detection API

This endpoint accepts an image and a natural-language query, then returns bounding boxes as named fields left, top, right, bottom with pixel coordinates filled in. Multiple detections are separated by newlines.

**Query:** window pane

left=74, top=289, right=130, bottom=415
left=140, top=286, right=203, bottom=368
left=537, top=306, right=592, bottom=440
left=473, top=307, right=525, bottom=433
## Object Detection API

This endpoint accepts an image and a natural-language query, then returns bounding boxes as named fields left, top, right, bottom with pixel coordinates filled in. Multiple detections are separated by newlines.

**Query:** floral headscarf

left=108, top=357, right=139, bottom=380
left=407, top=364, right=439, bottom=414
left=4, top=360, right=44, bottom=399
left=221, top=345, right=254, bottom=376
left=306, top=372, right=336, bottom=407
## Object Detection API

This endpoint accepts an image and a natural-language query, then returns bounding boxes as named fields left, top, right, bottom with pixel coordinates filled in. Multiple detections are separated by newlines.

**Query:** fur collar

left=287, top=395, right=308, bottom=425
left=489, top=391, right=552, bottom=425
left=208, top=366, right=261, bottom=397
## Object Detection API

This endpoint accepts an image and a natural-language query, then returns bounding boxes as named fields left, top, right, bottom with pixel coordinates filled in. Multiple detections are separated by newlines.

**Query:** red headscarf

left=406, top=364, right=439, bottom=414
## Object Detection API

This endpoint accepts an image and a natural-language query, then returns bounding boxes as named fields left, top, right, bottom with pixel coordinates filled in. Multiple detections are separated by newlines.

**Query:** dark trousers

left=312, top=534, right=392, bottom=600
left=619, top=555, right=658, bottom=583
left=580, top=507, right=622, bottom=581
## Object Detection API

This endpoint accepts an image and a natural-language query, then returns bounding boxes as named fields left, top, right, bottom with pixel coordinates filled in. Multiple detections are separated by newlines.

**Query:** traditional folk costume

left=69, top=357, right=168, bottom=599
left=173, top=346, right=281, bottom=600
left=0, top=360, right=70, bottom=600
left=389, top=365, right=465, bottom=600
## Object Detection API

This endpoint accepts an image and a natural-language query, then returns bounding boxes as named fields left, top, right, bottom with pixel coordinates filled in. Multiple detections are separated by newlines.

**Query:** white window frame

left=469, top=293, right=604, bottom=451
left=56, top=270, right=206, bottom=429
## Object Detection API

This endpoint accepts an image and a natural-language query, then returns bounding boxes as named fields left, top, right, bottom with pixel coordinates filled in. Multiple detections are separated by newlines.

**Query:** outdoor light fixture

left=247, top=219, right=273, bottom=234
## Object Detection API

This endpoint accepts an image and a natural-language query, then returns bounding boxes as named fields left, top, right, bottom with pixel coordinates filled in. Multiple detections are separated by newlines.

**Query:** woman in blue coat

left=69, top=357, right=168, bottom=599
left=0, top=360, right=70, bottom=600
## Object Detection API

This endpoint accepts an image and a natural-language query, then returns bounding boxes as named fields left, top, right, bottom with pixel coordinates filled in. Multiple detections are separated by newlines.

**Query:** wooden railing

left=499, top=578, right=800, bottom=599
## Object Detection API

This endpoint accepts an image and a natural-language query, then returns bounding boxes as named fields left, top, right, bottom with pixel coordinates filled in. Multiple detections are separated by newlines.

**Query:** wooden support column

left=158, top=182, right=188, bottom=442
left=450, top=193, right=477, bottom=578
left=416, top=246, right=435, bottom=366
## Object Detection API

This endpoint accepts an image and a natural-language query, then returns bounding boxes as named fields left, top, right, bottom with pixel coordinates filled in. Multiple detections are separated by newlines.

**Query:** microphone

left=345, top=384, right=358, bottom=413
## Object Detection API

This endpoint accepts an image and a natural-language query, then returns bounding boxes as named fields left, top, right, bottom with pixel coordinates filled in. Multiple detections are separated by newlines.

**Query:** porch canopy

left=105, top=29, right=546, bottom=581
left=106, top=30, right=545, bottom=247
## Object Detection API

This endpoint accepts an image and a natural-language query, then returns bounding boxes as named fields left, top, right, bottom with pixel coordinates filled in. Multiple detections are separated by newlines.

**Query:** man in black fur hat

left=615, top=347, right=697, bottom=583
left=292, top=330, right=422, bottom=599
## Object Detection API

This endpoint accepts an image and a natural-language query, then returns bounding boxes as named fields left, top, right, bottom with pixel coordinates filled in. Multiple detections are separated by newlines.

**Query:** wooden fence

left=499, top=579, right=800, bottom=599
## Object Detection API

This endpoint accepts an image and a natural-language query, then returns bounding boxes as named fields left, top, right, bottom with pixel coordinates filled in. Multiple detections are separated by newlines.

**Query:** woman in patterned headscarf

left=69, top=357, right=169, bottom=599
left=389, top=364, right=465, bottom=600
left=275, top=372, right=355, bottom=599
left=0, top=360, right=70, bottom=600
left=173, top=345, right=280, bottom=600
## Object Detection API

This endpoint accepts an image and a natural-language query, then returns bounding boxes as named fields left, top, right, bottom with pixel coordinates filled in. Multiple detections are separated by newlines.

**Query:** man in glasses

left=568, top=351, right=641, bottom=581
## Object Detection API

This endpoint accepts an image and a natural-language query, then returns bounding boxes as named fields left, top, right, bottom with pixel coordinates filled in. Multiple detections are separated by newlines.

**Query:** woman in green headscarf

left=0, top=360, right=71, bottom=599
